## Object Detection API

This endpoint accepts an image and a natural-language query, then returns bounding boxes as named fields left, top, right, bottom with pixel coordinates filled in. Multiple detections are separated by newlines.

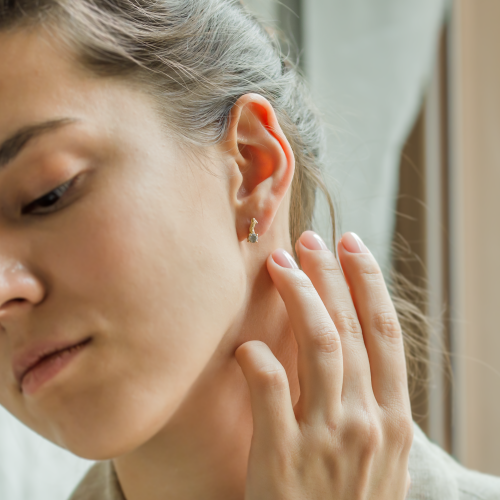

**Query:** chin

left=39, top=387, right=181, bottom=461
left=50, top=412, right=166, bottom=461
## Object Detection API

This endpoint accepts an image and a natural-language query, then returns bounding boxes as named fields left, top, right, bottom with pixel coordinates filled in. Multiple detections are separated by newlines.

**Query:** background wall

left=450, top=0, right=500, bottom=475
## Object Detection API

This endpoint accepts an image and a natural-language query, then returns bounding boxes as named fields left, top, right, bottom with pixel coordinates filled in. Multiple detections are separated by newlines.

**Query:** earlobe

left=224, top=93, right=295, bottom=243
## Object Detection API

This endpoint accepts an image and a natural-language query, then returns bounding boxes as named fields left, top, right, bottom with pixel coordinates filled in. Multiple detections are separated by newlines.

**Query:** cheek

left=23, top=174, right=246, bottom=458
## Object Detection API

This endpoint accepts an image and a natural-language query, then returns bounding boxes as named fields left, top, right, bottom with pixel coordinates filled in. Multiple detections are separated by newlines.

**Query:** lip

left=13, top=336, right=92, bottom=395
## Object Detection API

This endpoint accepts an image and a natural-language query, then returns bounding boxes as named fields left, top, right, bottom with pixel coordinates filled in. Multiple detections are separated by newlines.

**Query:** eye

left=21, top=177, right=77, bottom=215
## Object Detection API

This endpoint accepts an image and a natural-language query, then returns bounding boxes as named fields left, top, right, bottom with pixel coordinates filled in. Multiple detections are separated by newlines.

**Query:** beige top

left=69, top=423, right=500, bottom=500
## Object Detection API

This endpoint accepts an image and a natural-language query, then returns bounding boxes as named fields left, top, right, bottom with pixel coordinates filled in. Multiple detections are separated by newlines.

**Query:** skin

left=0, top=28, right=412, bottom=500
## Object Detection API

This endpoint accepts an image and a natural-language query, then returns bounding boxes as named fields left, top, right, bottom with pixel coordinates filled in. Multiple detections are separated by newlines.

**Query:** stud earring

left=247, top=218, right=259, bottom=243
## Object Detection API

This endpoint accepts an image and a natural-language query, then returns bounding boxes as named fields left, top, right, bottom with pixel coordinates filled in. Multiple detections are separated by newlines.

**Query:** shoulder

left=409, top=422, right=500, bottom=500
left=68, top=461, right=125, bottom=500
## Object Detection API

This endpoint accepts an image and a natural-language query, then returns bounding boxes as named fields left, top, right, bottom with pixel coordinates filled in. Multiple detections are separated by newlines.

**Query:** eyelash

left=21, top=177, right=78, bottom=215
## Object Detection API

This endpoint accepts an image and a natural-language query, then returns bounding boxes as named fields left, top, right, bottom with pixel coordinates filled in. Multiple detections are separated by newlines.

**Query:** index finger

left=267, top=248, right=343, bottom=422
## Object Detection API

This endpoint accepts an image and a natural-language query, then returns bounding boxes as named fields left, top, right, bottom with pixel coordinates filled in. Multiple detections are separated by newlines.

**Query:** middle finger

left=295, top=231, right=372, bottom=400
left=266, top=249, right=343, bottom=422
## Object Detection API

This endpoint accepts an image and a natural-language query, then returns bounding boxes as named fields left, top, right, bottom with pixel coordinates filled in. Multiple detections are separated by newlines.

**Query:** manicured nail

left=300, top=230, right=329, bottom=251
left=341, top=232, right=369, bottom=254
left=272, top=249, right=298, bottom=269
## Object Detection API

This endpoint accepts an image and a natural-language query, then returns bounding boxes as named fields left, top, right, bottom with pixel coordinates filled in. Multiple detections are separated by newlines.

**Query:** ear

left=223, top=93, right=295, bottom=243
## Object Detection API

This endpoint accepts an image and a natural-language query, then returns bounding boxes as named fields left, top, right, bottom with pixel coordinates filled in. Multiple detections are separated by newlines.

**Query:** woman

left=0, top=1, right=498, bottom=499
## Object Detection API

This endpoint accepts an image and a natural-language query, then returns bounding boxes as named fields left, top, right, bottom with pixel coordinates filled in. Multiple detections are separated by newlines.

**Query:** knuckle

left=316, top=260, right=350, bottom=293
left=358, top=261, right=383, bottom=281
left=289, top=272, right=316, bottom=295
left=333, top=309, right=362, bottom=338
left=372, top=311, right=402, bottom=342
left=314, top=255, right=343, bottom=276
left=323, top=416, right=341, bottom=435
left=388, top=411, right=414, bottom=452
left=363, top=422, right=383, bottom=453
left=254, top=365, right=288, bottom=391
left=310, top=322, right=341, bottom=354
left=346, top=413, right=383, bottom=454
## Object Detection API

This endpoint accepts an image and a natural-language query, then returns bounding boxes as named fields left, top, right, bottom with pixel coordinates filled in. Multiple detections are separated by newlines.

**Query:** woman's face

left=0, top=29, right=252, bottom=459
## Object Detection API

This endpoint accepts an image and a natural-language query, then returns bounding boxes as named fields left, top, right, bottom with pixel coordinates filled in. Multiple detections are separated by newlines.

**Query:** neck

left=114, top=275, right=299, bottom=500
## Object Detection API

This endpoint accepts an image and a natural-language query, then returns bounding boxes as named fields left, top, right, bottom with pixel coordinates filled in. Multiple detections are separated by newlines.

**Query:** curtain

left=246, top=0, right=448, bottom=272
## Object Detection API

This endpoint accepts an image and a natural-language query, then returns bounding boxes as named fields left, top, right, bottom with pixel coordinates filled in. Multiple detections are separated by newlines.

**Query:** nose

left=0, top=259, right=45, bottom=321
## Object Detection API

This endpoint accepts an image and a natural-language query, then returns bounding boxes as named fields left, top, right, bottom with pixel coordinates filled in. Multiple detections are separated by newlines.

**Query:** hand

left=235, top=231, right=413, bottom=500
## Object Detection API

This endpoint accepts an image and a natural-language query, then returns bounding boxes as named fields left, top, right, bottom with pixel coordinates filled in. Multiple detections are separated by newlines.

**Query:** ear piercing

left=247, top=218, right=259, bottom=243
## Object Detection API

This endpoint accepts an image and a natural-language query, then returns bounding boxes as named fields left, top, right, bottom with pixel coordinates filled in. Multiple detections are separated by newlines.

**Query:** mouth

left=18, top=337, right=92, bottom=395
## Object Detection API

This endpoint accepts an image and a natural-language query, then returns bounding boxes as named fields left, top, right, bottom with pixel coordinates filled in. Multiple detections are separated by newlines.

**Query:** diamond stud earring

left=247, top=218, right=259, bottom=243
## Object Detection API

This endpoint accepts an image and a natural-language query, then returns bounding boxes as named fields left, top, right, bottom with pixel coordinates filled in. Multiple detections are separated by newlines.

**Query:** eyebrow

left=0, top=118, right=79, bottom=169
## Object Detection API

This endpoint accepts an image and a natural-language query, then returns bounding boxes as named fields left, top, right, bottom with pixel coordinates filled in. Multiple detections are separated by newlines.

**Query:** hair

left=0, top=0, right=428, bottom=396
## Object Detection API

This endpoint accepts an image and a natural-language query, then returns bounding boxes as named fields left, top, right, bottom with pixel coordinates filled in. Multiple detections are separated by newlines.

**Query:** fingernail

left=272, top=249, right=298, bottom=269
left=341, top=232, right=369, bottom=254
left=300, top=230, right=329, bottom=251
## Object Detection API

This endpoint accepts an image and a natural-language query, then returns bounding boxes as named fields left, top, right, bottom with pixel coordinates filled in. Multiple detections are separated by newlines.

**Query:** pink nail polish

left=272, top=249, right=298, bottom=269
left=341, top=232, right=369, bottom=254
left=300, top=231, right=329, bottom=251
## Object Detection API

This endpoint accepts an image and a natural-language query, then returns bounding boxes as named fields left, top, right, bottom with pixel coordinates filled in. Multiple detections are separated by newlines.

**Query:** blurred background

left=2, top=0, right=500, bottom=497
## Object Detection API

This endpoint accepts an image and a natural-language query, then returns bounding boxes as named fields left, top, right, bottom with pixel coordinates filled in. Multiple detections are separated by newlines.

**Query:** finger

left=235, top=341, right=298, bottom=443
left=406, top=471, right=411, bottom=498
left=295, top=232, right=372, bottom=399
left=338, top=232, right=409, bottom=407
left=266, top=249, right=343, bottom=421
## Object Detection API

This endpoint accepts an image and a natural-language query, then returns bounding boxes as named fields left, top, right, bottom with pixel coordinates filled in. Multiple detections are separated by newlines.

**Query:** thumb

left=235, top=340, right=297, bottom=443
